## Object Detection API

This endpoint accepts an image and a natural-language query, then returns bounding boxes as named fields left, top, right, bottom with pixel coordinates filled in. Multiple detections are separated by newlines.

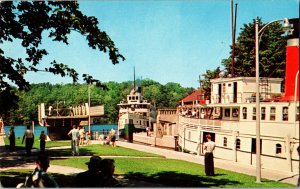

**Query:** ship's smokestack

left=283, top=18, right=299, bottom=101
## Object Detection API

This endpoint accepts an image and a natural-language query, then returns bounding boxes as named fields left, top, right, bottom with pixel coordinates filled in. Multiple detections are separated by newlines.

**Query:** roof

left=180, top=89, right=206, bottom=103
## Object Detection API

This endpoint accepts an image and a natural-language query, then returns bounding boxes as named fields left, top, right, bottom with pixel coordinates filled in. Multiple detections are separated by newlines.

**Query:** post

left=88, top=83, right=91, bottom=134
left=32, top=121, right=35, bottom=134
left=285, top=135, right=292, bottom=172
left=255, top=18, right=261, bottom=182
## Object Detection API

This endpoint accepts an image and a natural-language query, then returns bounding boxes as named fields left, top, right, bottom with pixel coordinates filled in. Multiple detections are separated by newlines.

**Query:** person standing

left=79, top=127, right=85, bottom=146
left=68, top=125, right=79, bottom=156
left=8, top=126, right=15, bottom=151
left=22, top=126, right=34, bottom=156
left=110, top=128, right=116, bottom=147
left=39, top=131, right=46, bottom=154
left=204, top=134, right=216, bottom=176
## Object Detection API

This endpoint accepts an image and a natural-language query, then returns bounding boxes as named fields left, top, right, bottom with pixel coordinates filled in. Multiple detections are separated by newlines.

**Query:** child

left=39, top=131, right=46, bottom=154
left=86, top=131, right=91, bottom=145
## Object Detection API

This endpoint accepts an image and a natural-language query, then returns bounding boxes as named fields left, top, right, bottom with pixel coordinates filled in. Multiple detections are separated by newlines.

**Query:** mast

left=231, top=0, right=238, bottom=77
left=134, top=66, right=136, bottom=91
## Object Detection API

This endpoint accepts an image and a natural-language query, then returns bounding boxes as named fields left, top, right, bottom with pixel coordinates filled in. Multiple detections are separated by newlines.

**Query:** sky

left=3, top=0, right=299, bottom=88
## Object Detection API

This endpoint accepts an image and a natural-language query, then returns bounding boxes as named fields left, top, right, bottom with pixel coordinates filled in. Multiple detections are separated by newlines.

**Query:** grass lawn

left=2, top=139, right=295, bottom=188
left=50, top=157, right=295, bottom=188
left=4, top=137, right=70, bottom=150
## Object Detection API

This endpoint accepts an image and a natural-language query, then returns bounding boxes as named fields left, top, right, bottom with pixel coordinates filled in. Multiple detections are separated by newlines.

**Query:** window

left=129, top=96, right=132, bottom=100
left=270, top=107, right=276, bottom=121
left=261, top=107, right=266, bottom=120
left=224, top=108, right=230, bottom=117
left=223, top=137, right=227, bottom=147
left=282, top=107, right=288, bottom=121
left=236, top=139, right=241, bottom=150
left=297, top=107, right=299, bottom=121
left=242, top=107, right=247, bottom=119
left=276, top=144, right=282, bottom=154
left=252, top=107, right=256, bottom=120
left=232, top=108, right=239, bottom=117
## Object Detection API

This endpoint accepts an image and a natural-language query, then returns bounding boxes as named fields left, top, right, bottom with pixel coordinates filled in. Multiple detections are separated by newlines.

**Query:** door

left=218, top=84, right=222, bottom=103
left=233, top=82, right=237, bottom=103
left=251, top=138, right=262, bottom=165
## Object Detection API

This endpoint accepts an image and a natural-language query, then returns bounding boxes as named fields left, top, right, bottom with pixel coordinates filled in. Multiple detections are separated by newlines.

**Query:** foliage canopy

left=0, top=1, right=124, bottom=116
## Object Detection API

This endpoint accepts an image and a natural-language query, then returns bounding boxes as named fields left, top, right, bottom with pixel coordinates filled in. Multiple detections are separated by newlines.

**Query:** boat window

left=223, top=137, right=227, bottom=147
left=297, top=107, right=299, bottom=121
left=261, top=107, right=266, bottom=120
left=242, top=107, right=247, bottom=119
left=276, top=144, right=282, bottom=154
left=136, top=96, right=139, bottom=100
left=270, top=107, right=276, bottom=121
left=236, top=139, right=241, bottom=150
left=252, top=107, right=256, bottom=120
left=282, top=107, right=288, bottom=121
left=224, top=108, right=230, bottom=117
left=129, top=96, right=132, bottom=100
left=232, top=108, right=238, bottom=117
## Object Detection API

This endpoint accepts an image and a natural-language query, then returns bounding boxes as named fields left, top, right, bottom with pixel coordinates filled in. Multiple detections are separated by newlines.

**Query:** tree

left=0, top=1, right=125, bottom=117
left=201, top=18, right=286, bottom=97
left=201, top=67, right=222, bottom=100
left=222, top=18, right=286, bottom=78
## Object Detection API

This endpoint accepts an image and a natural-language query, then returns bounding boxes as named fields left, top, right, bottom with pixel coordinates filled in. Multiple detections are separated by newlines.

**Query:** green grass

left=2, top=139, right=295, bottom=187
left=4, top=137, right=70, bottom=150
left=50, top=157, right=295, bottom=188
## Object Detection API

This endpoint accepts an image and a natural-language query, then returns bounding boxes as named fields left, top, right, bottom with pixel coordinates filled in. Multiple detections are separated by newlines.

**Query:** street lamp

left=255, top=18, right=292, bottom=182
left=88, top=82, right=91, bottom=134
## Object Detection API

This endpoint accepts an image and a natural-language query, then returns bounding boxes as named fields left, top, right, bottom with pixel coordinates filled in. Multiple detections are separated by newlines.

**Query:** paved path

left=0, top=135, right=298, bottom=186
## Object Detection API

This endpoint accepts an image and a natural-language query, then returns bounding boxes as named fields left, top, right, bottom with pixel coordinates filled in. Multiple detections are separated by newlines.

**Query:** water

left=4, top=124, right=117, bottom=138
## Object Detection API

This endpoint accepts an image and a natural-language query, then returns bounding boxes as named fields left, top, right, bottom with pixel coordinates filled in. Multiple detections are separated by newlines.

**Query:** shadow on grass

left=124, top=171, right=240, bottom=187
left=0, top=170, right=76, bottom=187
left=45, top=147, right=96, bottom=156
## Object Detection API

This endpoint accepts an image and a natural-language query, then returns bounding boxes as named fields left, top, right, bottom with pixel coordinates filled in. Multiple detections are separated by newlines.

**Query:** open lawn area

left=0, top=141, right=295, bottom=188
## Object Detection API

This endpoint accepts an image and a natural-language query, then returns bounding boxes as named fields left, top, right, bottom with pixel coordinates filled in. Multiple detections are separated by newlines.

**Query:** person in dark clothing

left=17, top=154, right=58, bottom=188
left=39, top=131, right=46, bottom=154
left=8, top=127, right=15, bottom=151
left=74, top=156, right=102, bottom=187
left=99, top=159, right=122, bottom=187
left=22, top=126, right=34, bottom=156
left=204, top=134, right=216, bottom=176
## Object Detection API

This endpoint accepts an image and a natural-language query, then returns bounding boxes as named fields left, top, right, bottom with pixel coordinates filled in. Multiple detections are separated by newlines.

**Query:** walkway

left=0, top=135, right=298, bottom=186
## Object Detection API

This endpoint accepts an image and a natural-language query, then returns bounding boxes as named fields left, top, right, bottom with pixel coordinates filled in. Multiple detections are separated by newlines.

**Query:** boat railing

left=179, top=116, right=222, bottom=129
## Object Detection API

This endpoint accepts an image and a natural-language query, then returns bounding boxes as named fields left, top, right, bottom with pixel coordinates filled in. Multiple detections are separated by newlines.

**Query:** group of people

left=18, top=154, right=121, bottom=187
left=98, top=128, right=117, bottom=147
left=75, top=156, right=121, bottom=187
left=8, top=126, right=45, bottom=155
left=68, top=125, right=92, bottom=156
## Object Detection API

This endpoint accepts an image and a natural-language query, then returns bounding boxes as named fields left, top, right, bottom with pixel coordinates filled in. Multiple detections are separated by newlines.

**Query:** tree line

left=5, top=79, right=194, bottom=125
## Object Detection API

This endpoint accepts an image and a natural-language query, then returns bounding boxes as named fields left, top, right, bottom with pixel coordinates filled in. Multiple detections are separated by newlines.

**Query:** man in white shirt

left=68, top=125, right=79, bottom=156
left=204, top=134, right=216, bottom=176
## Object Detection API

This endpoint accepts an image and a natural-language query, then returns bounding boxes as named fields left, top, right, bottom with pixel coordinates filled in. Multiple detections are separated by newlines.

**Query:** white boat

left=177, top=19, right=299, bottom=174
left=117, top=85, right=156, bottom=141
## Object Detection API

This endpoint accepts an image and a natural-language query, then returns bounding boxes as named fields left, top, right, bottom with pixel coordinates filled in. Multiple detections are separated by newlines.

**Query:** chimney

left=283, top=18, right=299, bottom=101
